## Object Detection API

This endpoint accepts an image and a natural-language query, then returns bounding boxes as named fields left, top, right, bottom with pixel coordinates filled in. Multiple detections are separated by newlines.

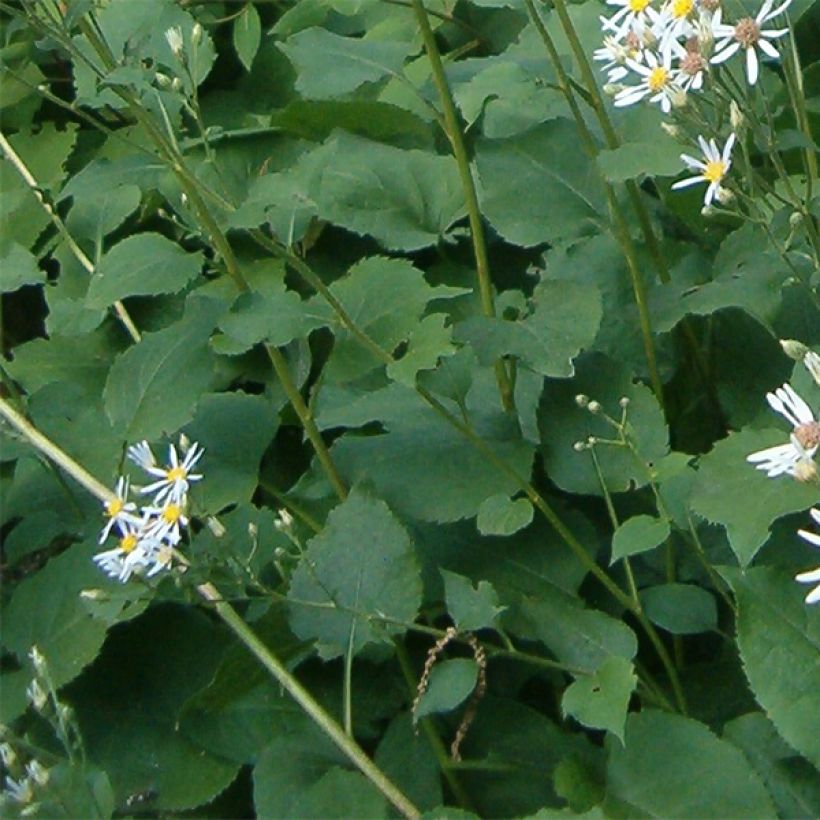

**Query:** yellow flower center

left=120, top=533, right=138, bottom=554
left=672, top=0, right=694, bottom=17
left=629, top=0, right=651, bottom=11
left=166, top=466, right=186, bottom=482
left=162, top=504, right=182, bottom=524
left=105, top=498, right=124, bottom=518
left=647, top=67, right=668, bottom=91
left=703, top=160, right=725, bottom=183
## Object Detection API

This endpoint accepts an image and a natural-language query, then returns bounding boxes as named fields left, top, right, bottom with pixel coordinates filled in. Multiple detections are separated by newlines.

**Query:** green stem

left=410, top=0, right=514, bottom=413
left=0, top=396, right=419, bottom=820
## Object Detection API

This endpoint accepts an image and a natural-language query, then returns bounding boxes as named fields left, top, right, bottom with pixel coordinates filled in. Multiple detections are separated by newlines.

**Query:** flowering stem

left=410, top=0, right=515, bottom=414
left=0, top=132, right=141, bottom=345
left=0, top=396, right=419, bottom=820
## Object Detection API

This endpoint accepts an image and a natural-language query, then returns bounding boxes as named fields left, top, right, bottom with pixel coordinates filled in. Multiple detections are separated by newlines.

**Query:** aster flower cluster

left=747, top=343, right=820, bottom=605
left=595, top=0, right=794, bottom=206
left=94, top=436, right=203, bottom=582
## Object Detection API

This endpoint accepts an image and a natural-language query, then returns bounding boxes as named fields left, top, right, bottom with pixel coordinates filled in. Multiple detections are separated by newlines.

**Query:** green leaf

left=72, top=605, right=237, bottom=811
left=538, top=354, right=669, bottom=496
left=313, top=256, right=467, bottom=383
left=640, top=583, right=718, bottom=635
left=218, top=288, right=328, bottom=353
left=66, top=183, right=141, bottom=246
left=0, top=241, right=45, bottom=293
left=610, top=514, right=670, bottom=562
left=103, top=297, right=221, bottom=440
left=476, top=119, right=605, bottom=247
left=596, top=140, right=682, bottom=182
left=513, top=593, right=637, bottom=674
left=254, top=726, right=388, bottom=819
left=562, top=656, right=636, bottom=743
left=278, top=27, right=413, bottom=98
left=233, top=3, right=262, bottom=72
left=287, top=489, right=423, bottom=659
left=314, top=132, right=466, bottom=251
left=86, top=233, right=203, bottom=308
left=2, top=543, right=113, bottom=688
left=441, top=569, right=505, bottom=633
left=455, top=279, right=602, bottom=378
left=328, top=379, right=534, bottom=523
left=723, top=713, right=820, bottom=819
left=386, top=314, right=457, bottom=386
left=606, top=710, right=777, bottom=818
left=183, top=392, right=279, bottom=514
left=720, top=566, right=820, bottom=768
left=375, top=714, right=443, bottom=812
left=33, top=763, right=115, bottom=820
left=476, top=494, right=534, bottom=536
left=415, top=658, right=479, bottom=720
left=691, top=429, right=819, bottom=566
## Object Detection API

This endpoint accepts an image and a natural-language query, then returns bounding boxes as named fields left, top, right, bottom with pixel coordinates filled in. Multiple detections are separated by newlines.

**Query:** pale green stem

left=0, top=132, right=141, bottom=344
left=0, top=395, right=420, bottom=820
left=410, top=0, right=514, bottom=413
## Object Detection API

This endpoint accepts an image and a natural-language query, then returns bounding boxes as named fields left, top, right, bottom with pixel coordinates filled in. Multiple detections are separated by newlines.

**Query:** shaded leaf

left=415, top=658, right=479, bottom=720
left=640, top=583, right=718, bottom=635
left=476, top=494, right=534, bottom=536
left=611, top=514, right=670, bottom=562
left=441, top=569, right=504, bottom=632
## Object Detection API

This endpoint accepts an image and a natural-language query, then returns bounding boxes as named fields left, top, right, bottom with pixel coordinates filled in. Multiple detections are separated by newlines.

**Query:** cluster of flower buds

left=94, top=436, right=203, bottom=583
left=595, top=0, right=793, bottom=206
left=746, top=342, right=820, bottom=604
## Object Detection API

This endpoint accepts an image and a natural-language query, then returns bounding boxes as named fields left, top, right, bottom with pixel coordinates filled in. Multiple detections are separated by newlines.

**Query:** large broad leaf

left=2, top=543, right=118, bottom=689
left=510, top=593, right=637, bottom=673
left=103, top=297, right=222, bottom=440
left=640, top=583, right=718, bottom=635
left=455, top=278, right=602, bottom=378
left=314, top=132, right=466, bottom=251
left=476, top=119, right=606, bottom=247
left=311, top=256, right=467, bottom=383
left=606, top=710, right=777, bottom=817
left=538, top=354, right=669, bottom=496
left=65, top=182, right=141, bottom=247
left=287, top=489, right=423, bottom=659
left=86, top=233, right=203, bottom=308
left=182, top=392, right=279, bottom=514
left=253, top=722, right=388, bottom=819
left=70, top=605, right=237, bottom=812
left=720, top=566, right=820, bottom=768
left=278, top=27, right=413, bottom=99
left=327, top=379, right=534, bottom=523
left=691, top=429, right=819, bottom=567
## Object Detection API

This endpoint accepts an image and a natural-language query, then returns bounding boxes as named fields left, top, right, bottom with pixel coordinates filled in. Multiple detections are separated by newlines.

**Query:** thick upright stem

left=410, top=0, right=514, bottom=412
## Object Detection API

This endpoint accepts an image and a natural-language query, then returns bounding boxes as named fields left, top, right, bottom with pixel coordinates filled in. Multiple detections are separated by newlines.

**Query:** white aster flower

left=747, top=383, right=820, bottom=479
left=4, top=775, right=33, bottom=805
left=94, top=525, right=157, bottom=583
left=594, top=34, right=641, bottom=81
left=796, top=508, right=820, bottom=604
left=671, top=132, right=735, bottom=205
left=142, top=497, right=189, bottom=546
left=129, top=438, right=203, bottom=504
left=614, top=49, right=682, bottom=112
left=710, top=0, right=792, bottom=86
left=804, top=351, right=820, bottom=386
left=99, top=475, right=140, bottom=543
left=25, top=762, right=48, bottom=789
left=656, top=0, right=698, bottom=48
left=602, top=0, right=661, bottom=39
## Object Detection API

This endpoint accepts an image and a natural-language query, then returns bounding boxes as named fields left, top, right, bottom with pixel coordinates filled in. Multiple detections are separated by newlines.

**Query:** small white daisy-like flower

left=671, top=38, right=708, bottom=90
left=131, top=439, right=204, bottom=504
left=94, top=526, right=157, bottom=583
left=804, top=351, right=820, bottom=386
left=99, top=476, right=140, bottom=543
left=594, top=35, right=640, bottom=81
left=671, top=132, right=735, bottom=205
left=25, top=762, right=48, bottom=789
left=614, top=49, right=683, bottom=112
left=710, top=0, right=792, bottom=86
left=602, top=0, right=661, bottom=39
left=142, top=498, right=189, bottom=546
left=747, top=383, right=820, bottom=479
left=4, top=775, right=33, bottom=805
left=656, top=0, right=698, bottom=47
left=796, top=508, right=820, bottom=604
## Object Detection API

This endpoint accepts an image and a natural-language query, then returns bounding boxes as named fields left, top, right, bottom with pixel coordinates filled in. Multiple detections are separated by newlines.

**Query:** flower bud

left=701, top=205, right=715, bottom=217
left=165, top=26, right=184, bottom=57
left=619, top=396, right=630, bottom=408
left=155, top=72, right=172, bottom=89
left=0, top=742, right=17, bottom=769
left=804, top=350, right=820, bottom=386
left=661, top=122, right=680, bottom=139
left=79, top=588, right=108, bottom=601
left=191, top=23, right=203, bottom=48
left=779, top=339, right=809, bottom=361
left=28, top=646, right=46, bottom=678
left=26, top=680, right=47, bottom=712
left=575, top=394, right=590, bottom=408
left=729, top=100, right=744, bottom=131
left=715, top=186, right=735, bottom=205
left=587, top=401, right=602, bottom=415
left=171, top=77, right=183, bottom=93
left=794, top=459, right=818, bottom=483
left=573, top=441, right=587, bottom=452
left=789, top=211, right=803, bottom=229
left=603, top=83, right=623, bottom=97
left=26, top=761, right=49, bottom=788
left=669, top=85, right=688, bottom=109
